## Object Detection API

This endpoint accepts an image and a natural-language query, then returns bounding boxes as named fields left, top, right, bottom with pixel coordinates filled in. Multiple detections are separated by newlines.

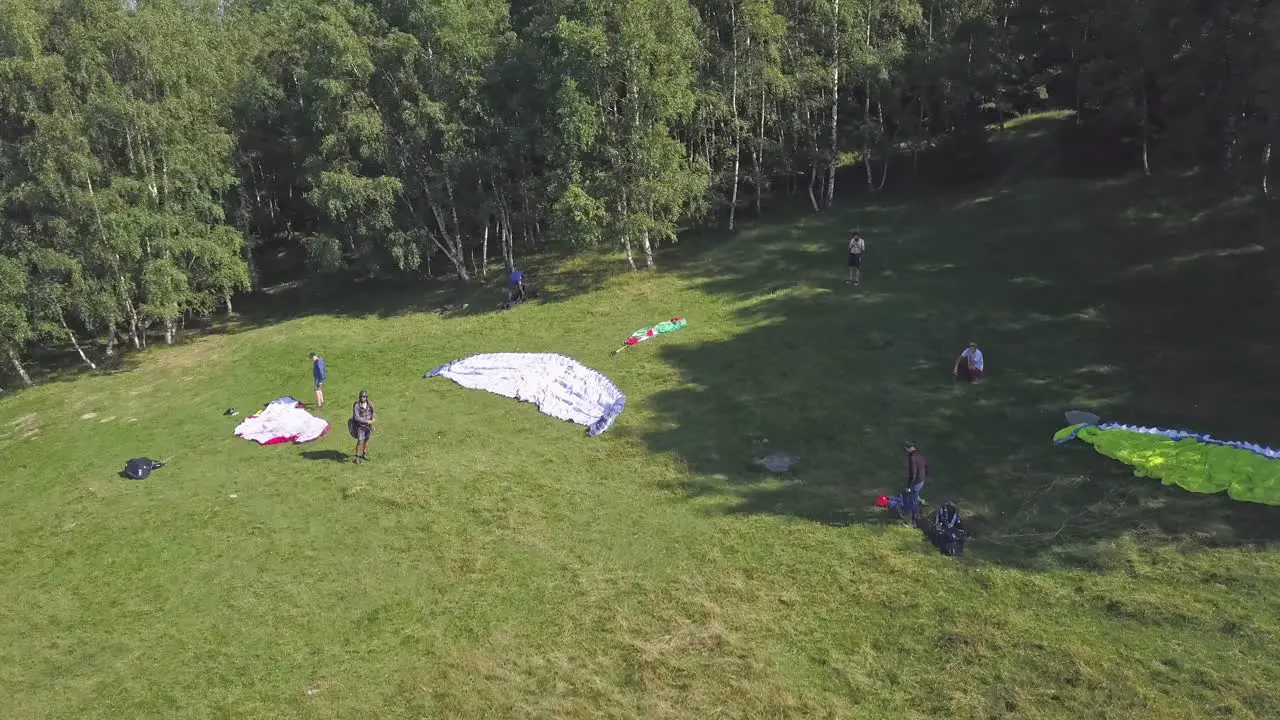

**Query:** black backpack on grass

left=926, top=502, right=968, bottom=557
left=123, top=458, right=164, bottom=480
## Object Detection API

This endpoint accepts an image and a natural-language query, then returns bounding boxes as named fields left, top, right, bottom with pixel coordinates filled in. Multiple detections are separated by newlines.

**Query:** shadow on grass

left=641, top=173, right=1280, bottom=570
left=0, top=114, right=1057, bottom=393
left=0, top=252, right=623, bottom=395
left=300, top=449, right=348, bottom=462
left=227, top=251, right=624, bottom=330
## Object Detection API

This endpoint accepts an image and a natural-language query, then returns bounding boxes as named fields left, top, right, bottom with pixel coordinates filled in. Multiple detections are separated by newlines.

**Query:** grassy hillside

left=3, top=116, right=1279, bottom=719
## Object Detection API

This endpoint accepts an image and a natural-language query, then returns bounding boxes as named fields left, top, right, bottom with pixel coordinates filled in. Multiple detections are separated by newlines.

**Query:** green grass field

left=4, top=119, right=1280, bottom=718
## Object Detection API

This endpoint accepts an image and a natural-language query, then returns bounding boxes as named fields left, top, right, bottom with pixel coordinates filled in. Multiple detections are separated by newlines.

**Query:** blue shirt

left=313, top=357, right=326, bottom=383
left=510, top=270, right=523, bottom=285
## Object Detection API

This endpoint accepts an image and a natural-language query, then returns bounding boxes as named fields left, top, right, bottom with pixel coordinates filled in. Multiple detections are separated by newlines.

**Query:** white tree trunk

left=105, top=329, right=118, bottom=357
left=126, top=299, right=141, bottom=349
left=163, top=318, right=175, bottom=346
left=494, top=185, right=516, bottom=272
left=877, top=151, right=891, bottom=191
left=623, top=236, right=636, bottom=270
left=61, top=315, right=97, bottom=369
left=729, top=5, right=741, bottom=231
left=756, top=87, right=766, bottom=215
left=224, top=294, right=233, bottom=314
left=481, top=220, right=490, bottom=277
left=864, top=143, right=875, bottom=190
left=504, top=219, right=514, bottom=271
left=1263, top=142, right=1272, bottom=197
left=864, top=76, right=876, bottom=192
left=825, top=0, right=840, bottom=209
left=641, top=230, right=655, bottom=269
left=808, top=165, right=820, bottom=212
left=1140, top=82, right=1151, bottom=177
left=8, top=349, right=33, bottom=386
left=423, top=180, right=471, bottom=281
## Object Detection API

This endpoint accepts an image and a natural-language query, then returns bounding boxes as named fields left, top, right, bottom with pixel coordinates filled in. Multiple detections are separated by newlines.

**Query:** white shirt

left=961, top=347, right=984, bottom=371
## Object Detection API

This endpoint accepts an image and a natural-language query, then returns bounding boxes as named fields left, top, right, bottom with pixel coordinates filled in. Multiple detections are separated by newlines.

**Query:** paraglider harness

left=123, top=457, right=165, bottom=480
left=875, top=494, right=969, bottom=557
left=925, top=501, right=968, bottom=557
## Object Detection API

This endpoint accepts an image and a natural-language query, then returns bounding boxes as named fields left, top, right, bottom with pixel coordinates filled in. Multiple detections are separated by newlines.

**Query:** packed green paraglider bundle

left=1053, top=420, right=1280, bottom=506
left=613, top=317, right=687, bottom=354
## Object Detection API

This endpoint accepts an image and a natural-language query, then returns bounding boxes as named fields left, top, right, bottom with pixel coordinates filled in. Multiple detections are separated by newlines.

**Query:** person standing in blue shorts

left=309, top=352, right=327, bottom=409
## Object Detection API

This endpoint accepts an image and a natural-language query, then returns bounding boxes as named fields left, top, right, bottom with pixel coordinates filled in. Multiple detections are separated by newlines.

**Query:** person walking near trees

left=846, top=230, right=866, bottom=285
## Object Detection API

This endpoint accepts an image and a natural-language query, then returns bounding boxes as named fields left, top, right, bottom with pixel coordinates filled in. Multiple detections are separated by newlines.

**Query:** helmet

left=359, top=390, right=368, bottom=400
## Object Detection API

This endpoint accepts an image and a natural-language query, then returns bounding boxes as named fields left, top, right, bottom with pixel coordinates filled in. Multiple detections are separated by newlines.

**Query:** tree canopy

left=4, top=0, right=1278, bottom=384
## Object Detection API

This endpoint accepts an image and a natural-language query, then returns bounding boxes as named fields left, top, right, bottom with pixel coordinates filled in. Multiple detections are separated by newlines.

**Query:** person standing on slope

left=309, top=352, right=327, bottom=408
left=350, top=390, right=376, bottom=464
left=901, top=441, right=928, bottom=526
left=847, top=230, right=866, bottom=285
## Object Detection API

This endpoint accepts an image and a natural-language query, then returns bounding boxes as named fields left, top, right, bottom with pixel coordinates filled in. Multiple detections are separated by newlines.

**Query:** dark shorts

left=958, top=363, right=984, bottom=381
left=348, top=418, right=372, bottom=442
left=314, top=380, right=324, bottom=390
left=848, top=253, right=862, bottom=268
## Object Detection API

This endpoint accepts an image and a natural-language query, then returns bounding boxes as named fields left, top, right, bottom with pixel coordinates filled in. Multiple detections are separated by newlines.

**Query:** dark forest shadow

left=0, top=251, right=623, bottom=394
left=229, top=250, right=623, bottom=329
left=0, top=113, right=1079, bottom=393
left=641, top=172, right=1280, bottom=570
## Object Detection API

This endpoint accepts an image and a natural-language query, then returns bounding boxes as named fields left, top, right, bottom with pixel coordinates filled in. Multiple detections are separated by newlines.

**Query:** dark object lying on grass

left=123, top=457, right=165, bottom=480
left=499, top=283, right=539, bottom=310
left=924, top=501, right=969, bottom=557
left=755, top=453, right=799, bottom=473
left=875, top=494, right=969, bottom=557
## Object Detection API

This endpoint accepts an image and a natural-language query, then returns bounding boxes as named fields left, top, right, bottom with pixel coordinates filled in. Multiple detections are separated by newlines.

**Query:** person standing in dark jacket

left=350, top=390, right=375, bottom=464
left=902, top=441, right=928, bottom=525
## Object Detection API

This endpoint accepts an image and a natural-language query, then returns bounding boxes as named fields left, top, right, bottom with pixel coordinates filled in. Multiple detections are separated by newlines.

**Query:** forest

left=3, top=0, right=1278, bottom=385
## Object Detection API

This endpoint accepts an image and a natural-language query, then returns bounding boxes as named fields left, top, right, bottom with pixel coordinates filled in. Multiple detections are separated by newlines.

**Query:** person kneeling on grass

left=348, top=390, right=375, bottom=464
left=953, top=341, right=984, bottom=382
left=508, top=269, right=527, bottom=304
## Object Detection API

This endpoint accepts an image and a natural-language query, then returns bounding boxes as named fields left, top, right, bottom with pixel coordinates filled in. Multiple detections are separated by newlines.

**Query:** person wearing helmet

left=350, top=390, right=376, bottom=464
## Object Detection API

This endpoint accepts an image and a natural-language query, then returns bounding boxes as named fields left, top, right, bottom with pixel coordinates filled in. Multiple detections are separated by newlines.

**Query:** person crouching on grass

left=350, top=390, right=375, bottom=464
left=953, top=341, right=984, bottom=382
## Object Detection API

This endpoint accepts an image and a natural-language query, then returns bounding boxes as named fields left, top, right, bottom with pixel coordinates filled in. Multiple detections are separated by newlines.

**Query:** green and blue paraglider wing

left=1054, top=421, right=1280, bottom=505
